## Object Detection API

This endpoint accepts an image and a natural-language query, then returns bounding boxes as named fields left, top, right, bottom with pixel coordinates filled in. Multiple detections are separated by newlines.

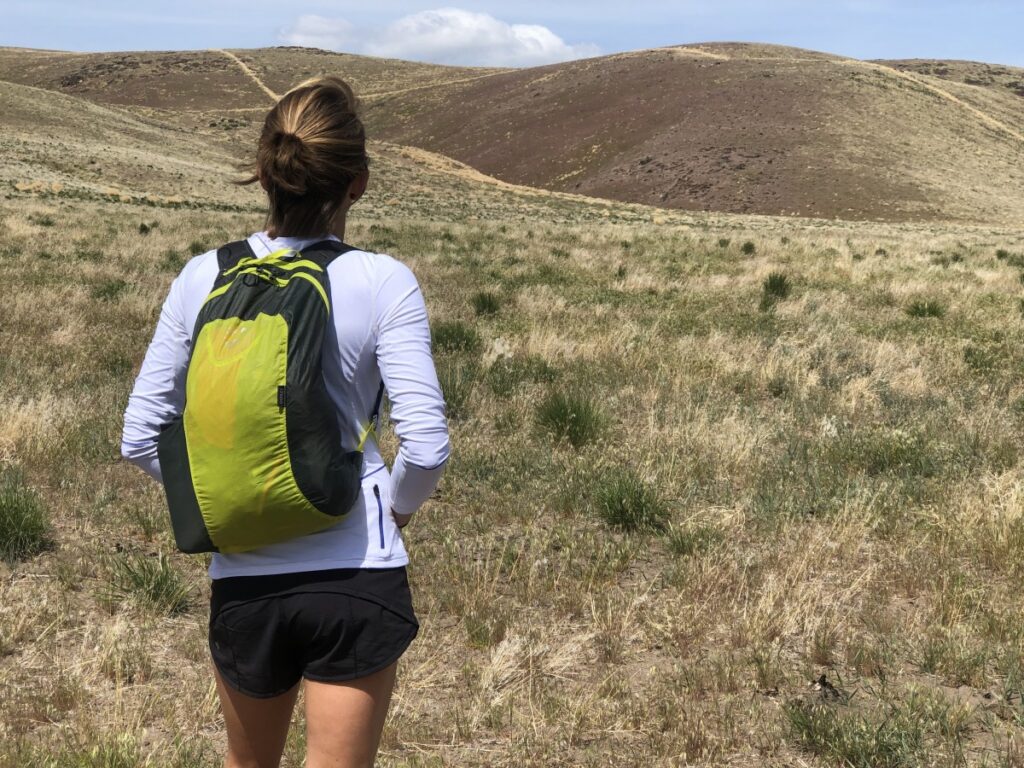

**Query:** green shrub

left=759, top=272, right=791, bottom=310
left=905, top=299, right=945, bottom=318
left=187, top=239, right=210, bottom=254
left=0, top=467, right=50, bottom=562
left=471, top=291, right=500, bottom=316
left=741, top=240, right=757, bottom=255
left=102, top=552, right=191, bottom=615
left=431, top=320, right=482, bottom=354
left=718, top=238, right=731, bottom=248
left=535, top=390, right=604, bottom=448
left=594, top=469, right=668, bottom=532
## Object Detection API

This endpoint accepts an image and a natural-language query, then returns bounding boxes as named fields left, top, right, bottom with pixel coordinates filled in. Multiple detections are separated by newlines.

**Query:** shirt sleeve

left=120, top=269, right=193, bottom=482
left=374, top=258, right=450, bottom=516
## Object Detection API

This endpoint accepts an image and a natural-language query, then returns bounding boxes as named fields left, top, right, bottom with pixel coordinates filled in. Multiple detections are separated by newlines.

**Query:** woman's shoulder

left=333, top=246, right=420, bottom=287
left=176, top=246, right=220, bottom=287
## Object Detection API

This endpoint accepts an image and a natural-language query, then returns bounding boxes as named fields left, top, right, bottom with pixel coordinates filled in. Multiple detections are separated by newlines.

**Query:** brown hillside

left=0, top=47, right=499, bottom=111
left=363, top=43, right=1024, bottom=224
left=1, top=43, right=1022, bottom=224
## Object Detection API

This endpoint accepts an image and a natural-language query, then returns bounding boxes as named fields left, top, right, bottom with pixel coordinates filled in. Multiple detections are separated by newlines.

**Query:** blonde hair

left=240, top=76, right=368, bottom=237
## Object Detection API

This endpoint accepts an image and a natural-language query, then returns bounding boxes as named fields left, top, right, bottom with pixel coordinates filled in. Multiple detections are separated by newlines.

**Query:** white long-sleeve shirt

left=121, top=231, right=450, bottom=578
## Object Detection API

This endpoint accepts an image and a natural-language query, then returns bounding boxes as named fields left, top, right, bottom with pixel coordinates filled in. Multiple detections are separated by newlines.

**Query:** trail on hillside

left=845, top=59, right=1024, bottom=144
left=215, top=49, right=279, bottom=102
left=362, top=71, right=510, bottom=100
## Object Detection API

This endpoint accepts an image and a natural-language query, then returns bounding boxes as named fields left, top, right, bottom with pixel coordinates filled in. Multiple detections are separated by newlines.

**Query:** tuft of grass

left=187, top=239, right=210, bottom=254
left=21, top=733, right=143, bottom=768
left=431, top=319, right=482, bottom=354
left=759, top=271, right=791, bottom=310
left=90, top=278, right=128, bottom=302
left=741, top=240, right=757, bottom=255
left=786, top=699, right=923, bottom=767
left=101, top=552, right=191, bottom=615
left=594, top=469, right=668, bottom=532
left=905, top=299, right=945, bottom=318
left=486, top=355, right=557, bottom=397
left=785, top=692, right=970, bottom=768
left=718, top=238, right=731, bottom=248
left=160, top=248, right=185, bottom=271
left=437, top=359, right=477, bottom=421
left=0, top=467, right=50, bottom=562
left=665, top=522, right=722, bottom=557
left=535, top=389, right=604, bottom=448
left=471, top=290, right=501, bottom=316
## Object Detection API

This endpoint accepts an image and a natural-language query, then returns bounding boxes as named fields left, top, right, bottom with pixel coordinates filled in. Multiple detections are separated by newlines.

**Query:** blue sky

left=4, top=1, right=1022, bottom=67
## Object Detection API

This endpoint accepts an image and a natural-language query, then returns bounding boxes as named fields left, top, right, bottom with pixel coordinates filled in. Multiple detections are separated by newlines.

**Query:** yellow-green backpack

left=157, top=239, right=381, bottom=553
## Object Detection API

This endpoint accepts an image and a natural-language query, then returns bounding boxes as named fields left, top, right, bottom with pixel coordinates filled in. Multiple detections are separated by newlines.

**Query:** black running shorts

left=209, top=566, right=418, bottom=698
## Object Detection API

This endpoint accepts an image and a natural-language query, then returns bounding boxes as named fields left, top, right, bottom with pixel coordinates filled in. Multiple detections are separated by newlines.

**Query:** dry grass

left=2, top=186, right=1024, bottom=765
left=3, top=43, right=1024, bottom=765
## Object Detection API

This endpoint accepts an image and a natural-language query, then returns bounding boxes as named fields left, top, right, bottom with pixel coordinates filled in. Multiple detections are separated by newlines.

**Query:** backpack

left=157, top=239, right=383, bottom=554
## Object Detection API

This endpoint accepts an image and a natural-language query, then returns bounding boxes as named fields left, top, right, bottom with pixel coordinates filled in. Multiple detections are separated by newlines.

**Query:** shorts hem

left=210, top=652, right=301, bottom=700
left=302, top=624, right=418, bottom=685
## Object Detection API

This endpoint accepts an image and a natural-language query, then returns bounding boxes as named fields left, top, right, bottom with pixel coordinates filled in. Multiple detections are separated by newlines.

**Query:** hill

left=364, top=43, right=1024, bottom=224
left=0, top=42, right=1019, bottom=225
left=0, top=43, right=1022, bottom=225
left=0, top=47, right=500, bottom=111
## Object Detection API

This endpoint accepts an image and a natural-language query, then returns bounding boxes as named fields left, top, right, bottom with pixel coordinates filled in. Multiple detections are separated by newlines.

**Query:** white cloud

left=277, top=7, right=599, bottom=67
left=279, top=14, right=354, bottom=50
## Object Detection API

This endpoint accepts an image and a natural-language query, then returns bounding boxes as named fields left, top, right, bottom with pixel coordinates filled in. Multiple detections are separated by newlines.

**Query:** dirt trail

left=214, top=49, right=279, bottom=102
left=844, top=59, right=1024, bottom=144
left=664, top=46, right=731, bottom=60
left=362, top=71, right=510, bottom=100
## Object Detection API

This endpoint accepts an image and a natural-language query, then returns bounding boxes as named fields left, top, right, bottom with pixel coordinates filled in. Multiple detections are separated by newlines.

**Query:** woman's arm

left=374, top=259, right=450, bottom=521
left=121, top=271, right=193, bottom=482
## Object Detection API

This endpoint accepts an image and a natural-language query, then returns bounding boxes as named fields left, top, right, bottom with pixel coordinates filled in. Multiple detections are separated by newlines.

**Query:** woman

left=121, top=77, right=450, bottom=767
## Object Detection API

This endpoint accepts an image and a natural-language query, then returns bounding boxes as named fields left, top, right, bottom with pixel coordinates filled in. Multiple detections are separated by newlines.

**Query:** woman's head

left=242, top=76, right=368, bottom=238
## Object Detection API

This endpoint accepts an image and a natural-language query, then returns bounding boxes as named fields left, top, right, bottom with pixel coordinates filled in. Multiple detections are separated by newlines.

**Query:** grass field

left=3, top=172, right=1024, bottom=765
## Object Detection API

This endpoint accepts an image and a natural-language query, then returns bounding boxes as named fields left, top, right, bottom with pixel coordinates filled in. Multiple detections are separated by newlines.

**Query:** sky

left=3, top=1, right=1023, bottom=68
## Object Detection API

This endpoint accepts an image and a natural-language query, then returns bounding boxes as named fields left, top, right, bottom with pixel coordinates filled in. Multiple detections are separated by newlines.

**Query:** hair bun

left=242, top=76, right=368, bottom=237
left=267, top=130, right=310, bottom=195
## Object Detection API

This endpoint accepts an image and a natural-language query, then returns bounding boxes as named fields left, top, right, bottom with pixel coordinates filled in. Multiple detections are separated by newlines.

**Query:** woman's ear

left=347, top=168, right=369, bottom=204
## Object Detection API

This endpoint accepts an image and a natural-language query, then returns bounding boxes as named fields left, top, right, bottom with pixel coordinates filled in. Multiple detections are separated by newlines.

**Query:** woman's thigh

left=215, top=666, right=299, bottom=768
left=304, top=661, right=398, bottom=768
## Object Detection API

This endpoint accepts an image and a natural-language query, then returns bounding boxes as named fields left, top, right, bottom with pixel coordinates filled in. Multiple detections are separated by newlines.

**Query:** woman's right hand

left=393, top=510, right=413, bottom=529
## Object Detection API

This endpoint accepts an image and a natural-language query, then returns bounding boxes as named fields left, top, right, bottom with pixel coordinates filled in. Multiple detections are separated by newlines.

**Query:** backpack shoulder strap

left=300, top=240, right=358, bottom=270
left=212, top=240, right=256, bottom=290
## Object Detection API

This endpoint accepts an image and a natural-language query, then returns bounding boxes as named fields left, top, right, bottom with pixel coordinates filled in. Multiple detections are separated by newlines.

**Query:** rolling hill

left=363, top=43, right=1024, bottom=224
left=0, top=43, right=1022, bottom=225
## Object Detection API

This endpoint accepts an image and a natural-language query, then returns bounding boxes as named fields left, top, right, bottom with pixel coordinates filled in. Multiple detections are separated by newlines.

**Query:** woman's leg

left=304, top=661, right=398, bottom=768
left=215, top=666, right=300, bottom=768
